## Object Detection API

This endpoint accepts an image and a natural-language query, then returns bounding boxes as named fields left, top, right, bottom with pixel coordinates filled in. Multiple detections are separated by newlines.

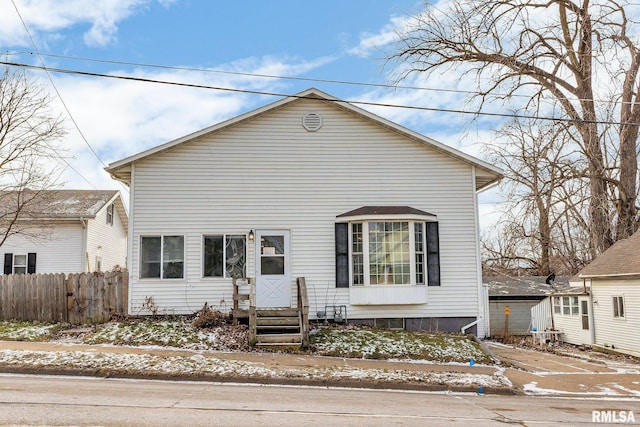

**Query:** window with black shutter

left=335, top=223, right=349, bottom=288
left=426, top=222, right=441, bottom=286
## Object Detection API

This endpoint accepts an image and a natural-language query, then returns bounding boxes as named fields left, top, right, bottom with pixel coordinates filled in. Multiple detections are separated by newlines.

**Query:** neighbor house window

left=613, top=296, right=625, bottom=318
left=13, top=255, right=27, bottom=274
left=347, top=221, right=431, bottom=286
left=140, top=236, right=184, bottom=279
left=556, top=296, right=580, bottom=315
left=106, top=203, right=114, bottom=225
left=203, top=235, right=246, bottom=279
left=3, top=253, right=36, bottom=274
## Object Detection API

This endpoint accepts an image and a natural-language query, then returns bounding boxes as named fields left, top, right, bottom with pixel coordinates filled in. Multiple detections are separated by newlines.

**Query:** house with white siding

left=530, top=231, right=640, bottom=356
left=106, top=88, right=502, bottom=336
left=0, top=190, right=128, bottom=274
left=574, top=231, right=640, bottom=356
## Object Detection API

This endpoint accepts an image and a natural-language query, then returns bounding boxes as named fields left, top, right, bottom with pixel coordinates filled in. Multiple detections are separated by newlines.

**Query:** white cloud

left=1, top=0, right=172, bottom=48
left=348, top=16, right=407, bottom=58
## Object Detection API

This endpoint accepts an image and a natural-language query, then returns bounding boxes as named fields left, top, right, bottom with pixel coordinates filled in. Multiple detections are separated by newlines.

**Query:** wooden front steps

left=232, top=277, right=310, bottom=350
left=254, top=308, right=302, bottom=348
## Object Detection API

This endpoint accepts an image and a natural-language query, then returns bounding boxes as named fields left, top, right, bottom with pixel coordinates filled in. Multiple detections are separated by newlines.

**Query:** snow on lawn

left=310, top=327, right=493, bottom=364
left=0, top=321, right=61, bottom=341
left=83, top=320, right=251, bottom=352
left=0, top=349, right=510, bottom=389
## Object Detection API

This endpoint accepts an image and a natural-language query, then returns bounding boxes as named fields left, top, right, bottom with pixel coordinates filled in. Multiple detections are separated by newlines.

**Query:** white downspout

left=80, top=217, right=88, bottom=272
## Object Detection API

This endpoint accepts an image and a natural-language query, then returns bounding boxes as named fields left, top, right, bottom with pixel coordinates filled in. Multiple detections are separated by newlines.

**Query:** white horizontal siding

left=0, top=223, right=84, bottom=274
left=553, top=296, right=591, bottom=345
left=128, top=99, right=481, bottom=321
left=592, top=280, right=640, bottom=353
left=86, top=199, right=128, bottom=272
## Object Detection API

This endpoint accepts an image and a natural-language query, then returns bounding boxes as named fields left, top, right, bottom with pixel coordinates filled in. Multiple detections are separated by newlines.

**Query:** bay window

left=348, top=221, right=434, bottom=286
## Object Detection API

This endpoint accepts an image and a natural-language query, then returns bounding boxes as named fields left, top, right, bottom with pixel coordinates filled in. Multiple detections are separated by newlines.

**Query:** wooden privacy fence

left=0, top=271, right=128, bottom=324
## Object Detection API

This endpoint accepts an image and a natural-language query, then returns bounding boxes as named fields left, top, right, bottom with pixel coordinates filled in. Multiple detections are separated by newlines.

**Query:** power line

left=2, top=59, right=639, bottom=127
left=7, top=50, right=633, bottom=108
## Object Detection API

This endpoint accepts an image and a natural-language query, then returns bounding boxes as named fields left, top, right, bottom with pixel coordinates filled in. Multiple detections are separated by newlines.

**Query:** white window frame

left=202, top=234, right=247, bottom=279
left=613, top=296, right=625, bottom=319
left=349, top=220, right=426, bottom=287
left=13, top=254, right=27, bottom=274
left=106, top=203, right=114, bottom=226
left=139, top=235, right=184, bottom=280
left=555, top=295, right=580, bottom=316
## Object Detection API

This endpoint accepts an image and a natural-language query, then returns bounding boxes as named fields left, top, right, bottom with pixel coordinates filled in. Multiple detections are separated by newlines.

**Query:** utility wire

left=7, top=50, right=635, bottom=108
left=10, top=2, right=106, bottom=169
left=2, top=59, right=639, bottom=127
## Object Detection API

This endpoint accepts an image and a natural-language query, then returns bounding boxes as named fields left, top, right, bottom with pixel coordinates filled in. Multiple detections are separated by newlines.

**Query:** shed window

left=203, top=235, right=246, bottom=279
left=140, top=236, right=184, bottom=279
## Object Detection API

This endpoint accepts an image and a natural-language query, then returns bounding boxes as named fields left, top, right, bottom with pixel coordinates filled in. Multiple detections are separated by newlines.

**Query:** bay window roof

left=336, top=206, right=436, bottom=222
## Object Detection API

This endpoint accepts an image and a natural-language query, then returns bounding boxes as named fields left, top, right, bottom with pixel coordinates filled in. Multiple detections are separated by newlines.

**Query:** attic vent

left=302, top=113, right=322, bottom=132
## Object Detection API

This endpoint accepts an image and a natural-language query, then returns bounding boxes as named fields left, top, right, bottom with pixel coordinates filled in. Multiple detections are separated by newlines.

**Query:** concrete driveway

left=486, top=341, right=640, bottom=397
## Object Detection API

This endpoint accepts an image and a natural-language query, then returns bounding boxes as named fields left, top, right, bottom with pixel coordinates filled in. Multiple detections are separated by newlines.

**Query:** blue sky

left=1, top=0, right=502, bottom=220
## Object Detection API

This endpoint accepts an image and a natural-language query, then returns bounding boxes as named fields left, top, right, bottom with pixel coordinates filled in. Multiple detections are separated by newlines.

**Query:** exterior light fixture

left=248, top=230, right=254, bottom=241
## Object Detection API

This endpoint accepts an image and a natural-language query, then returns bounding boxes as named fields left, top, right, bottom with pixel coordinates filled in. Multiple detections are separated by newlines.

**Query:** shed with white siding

left=0, top=190, right=128, bottom=274
left=106, top=88, right=502, bottom=336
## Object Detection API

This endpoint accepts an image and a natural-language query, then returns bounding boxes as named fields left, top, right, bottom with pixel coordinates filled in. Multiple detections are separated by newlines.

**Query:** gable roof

left=106, top=88, right=503, bottom=191
left=0, top=190, right=128, bottom=227
left=578, top=229, right=640, bottom=278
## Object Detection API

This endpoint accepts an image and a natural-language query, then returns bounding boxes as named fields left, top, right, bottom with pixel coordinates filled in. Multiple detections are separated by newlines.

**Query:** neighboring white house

left=106, top=88, right=502, bottom=336
left=530, top=230, right=640, bottom=356
left=0, top=190, right=128, bottom=274
left=575, top=230, right=640, bottom=356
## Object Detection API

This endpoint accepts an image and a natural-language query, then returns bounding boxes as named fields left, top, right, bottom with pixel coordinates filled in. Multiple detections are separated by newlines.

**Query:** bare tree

left=0, top=65, right=65, bottom=246
left=388, top=0, right=640, bottom=256
left=483, top=118, right=591, bottom=276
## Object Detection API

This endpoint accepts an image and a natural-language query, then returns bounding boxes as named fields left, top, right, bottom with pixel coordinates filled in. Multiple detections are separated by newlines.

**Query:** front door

left=255, top=230, right=291, bottom=308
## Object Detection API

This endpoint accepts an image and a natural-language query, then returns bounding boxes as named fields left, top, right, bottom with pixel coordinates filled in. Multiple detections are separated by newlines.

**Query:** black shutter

left=4, top=253, right=12, bottom=275
left=426, top=222, right=440, bottom=286
left=335, top=223, right=349, bottom=288
left=27, top=253, right=37, bottom=274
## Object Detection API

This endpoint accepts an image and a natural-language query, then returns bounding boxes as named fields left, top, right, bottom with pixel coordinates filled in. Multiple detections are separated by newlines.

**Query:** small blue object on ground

left=469, top=358, right=475, bottom=366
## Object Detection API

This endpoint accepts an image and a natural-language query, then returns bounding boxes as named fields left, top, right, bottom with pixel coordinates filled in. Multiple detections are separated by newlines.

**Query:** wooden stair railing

left=234, top=277, right=309, bottom=349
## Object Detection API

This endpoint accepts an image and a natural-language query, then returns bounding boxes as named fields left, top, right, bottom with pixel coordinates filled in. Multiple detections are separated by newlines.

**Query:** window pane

left=351, top=223, right=363, bottom=286
left=163, top=236, right=184, bottom=279
left=562, top=296, right=570, bottom=315
left=141, top=237, right=161, bottom=278
left=14, top=266, right=26, bottom=274
left=14, top=255, right=26, bottom=266
left=203, top=236, right=223, bottom=277
left=225, top=235, right=246, bottom=279
left=368, top=222, right=410, bottom=285
left=571, top=297, right=579, bottom=315
left=414, top=222, right=424, bottom=284
left=261, top=236, right=284, bottom=255
left=261, top=256, right=284, bottom=275
left=553, top=296, right=561, bottom=313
